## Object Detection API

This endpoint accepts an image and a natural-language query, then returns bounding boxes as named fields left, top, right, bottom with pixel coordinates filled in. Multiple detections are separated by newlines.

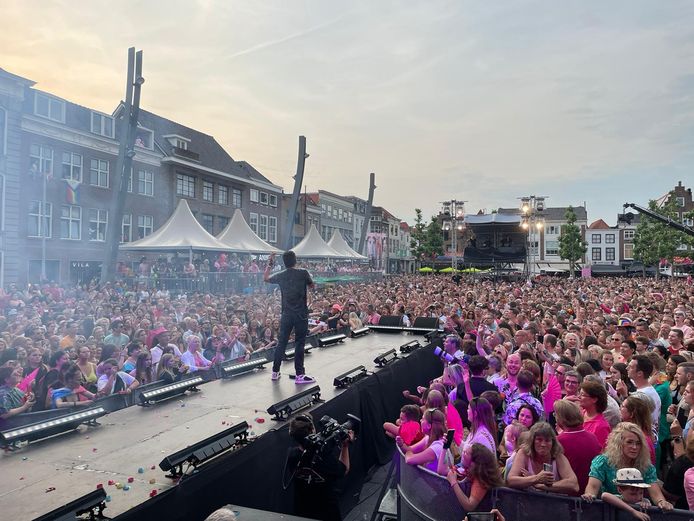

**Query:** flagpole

left=41, top=169, right=47, bottom=282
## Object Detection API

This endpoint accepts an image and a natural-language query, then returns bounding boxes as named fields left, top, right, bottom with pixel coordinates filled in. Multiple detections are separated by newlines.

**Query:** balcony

left=172, top=146, right=200, bottom=162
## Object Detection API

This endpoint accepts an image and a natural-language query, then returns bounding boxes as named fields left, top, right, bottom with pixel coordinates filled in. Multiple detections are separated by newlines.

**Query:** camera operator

left=286, top=414, right=354, bottom=521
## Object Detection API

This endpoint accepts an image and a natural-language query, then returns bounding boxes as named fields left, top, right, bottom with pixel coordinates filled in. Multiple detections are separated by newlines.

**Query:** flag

left=65, top=179, right=81, bottom=204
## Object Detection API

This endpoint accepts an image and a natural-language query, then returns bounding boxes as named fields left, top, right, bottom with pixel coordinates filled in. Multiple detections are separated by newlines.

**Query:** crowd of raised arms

left=1, top=272, right=693, bottom=518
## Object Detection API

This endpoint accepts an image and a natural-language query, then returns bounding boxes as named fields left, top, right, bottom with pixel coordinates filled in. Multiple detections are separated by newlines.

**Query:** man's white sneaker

left=271, top=371, right=281, bottom=381
left=295, top=374, right=316, bottom=384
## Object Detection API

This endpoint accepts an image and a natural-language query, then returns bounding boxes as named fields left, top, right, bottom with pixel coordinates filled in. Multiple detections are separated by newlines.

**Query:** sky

left=3, top=0, right=694, bottom=225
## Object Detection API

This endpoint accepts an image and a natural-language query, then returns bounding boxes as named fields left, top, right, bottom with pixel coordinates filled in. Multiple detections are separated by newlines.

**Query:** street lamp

left=441, top=200, right=466, bottom=271
left=519, top=195, right=546, bottom=279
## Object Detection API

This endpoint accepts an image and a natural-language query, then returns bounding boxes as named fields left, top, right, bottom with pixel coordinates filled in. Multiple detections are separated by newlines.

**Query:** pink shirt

left=684, top=467, right=694, bottom=511
left=583, top=413, right=611, bottom=448
left=446, top=402, right=464, bottom=446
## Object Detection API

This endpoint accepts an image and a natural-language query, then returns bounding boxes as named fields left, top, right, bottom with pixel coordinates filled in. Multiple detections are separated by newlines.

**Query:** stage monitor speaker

left=412, top=317, right=439, bottom=329
left=378, top=315, right=402, bottom=327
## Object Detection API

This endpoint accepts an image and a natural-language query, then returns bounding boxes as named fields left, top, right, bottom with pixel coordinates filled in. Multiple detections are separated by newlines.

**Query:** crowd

left=1, top=269, right=694, bottom=518
left=380, top=274, right=694, bottom=518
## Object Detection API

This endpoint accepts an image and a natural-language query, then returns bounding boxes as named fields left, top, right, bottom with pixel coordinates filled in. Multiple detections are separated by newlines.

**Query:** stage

left=0, top=331, right=443, bottom=521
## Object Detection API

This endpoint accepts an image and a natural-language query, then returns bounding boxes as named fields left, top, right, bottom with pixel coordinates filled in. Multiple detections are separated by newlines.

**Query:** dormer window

left=34, top=92, right=65, bottom=123
left=91, top=112, right=114, bottom=138
left=134, top=127, right=154, bottom=150
left=164, top=134, right=190, bottom=151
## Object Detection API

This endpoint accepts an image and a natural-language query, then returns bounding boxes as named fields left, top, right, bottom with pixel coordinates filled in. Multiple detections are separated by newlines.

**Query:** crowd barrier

left=396, top=450, right=694, bottom=521
left=118, top=271, right=383, bottom=294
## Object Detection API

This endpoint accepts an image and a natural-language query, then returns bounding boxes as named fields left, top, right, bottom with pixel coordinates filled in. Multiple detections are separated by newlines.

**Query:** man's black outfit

left=267, top=267, right=313, bottom=375
left=286, top=445, right=346, bottom=521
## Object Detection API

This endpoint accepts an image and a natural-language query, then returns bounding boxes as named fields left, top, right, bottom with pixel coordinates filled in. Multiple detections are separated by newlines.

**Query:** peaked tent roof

left=292, top=224, right=346, bottom=259
left=120, top=199, right=231, bottom=252
left=216, top=209, right=282, bottom=254
left=327, top=230, right=367, bottom=260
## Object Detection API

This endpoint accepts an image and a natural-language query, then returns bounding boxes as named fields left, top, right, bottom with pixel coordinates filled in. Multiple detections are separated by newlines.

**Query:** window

left=591, top=234, right=601, bottom=244
left=218, top=186, right=228, bottom=205
left=338, top=208, right=343, bottom=220
left=218, top=215, right=229, bottom=230
left=591, top=248, right=601, bottom=261
left=606, top=248, right=615, bottom=261
left=28, top=201, right=52, bottom=238
left=260, top=191, right=269, bottom=205
left=327, top=205, right=332, bottom=217
left=0, top=107, right=6, bottom=156
left=676, top=196, right=685, bottom=207
left=134, top=127, right=153, bottom=149
left=88, top=209, right=108, bottom=241
left=137, top=215, right=153, bottom=238
left=201, top=213, right=214, bottom=233
left=269, top=194, right=277, bottom=207
left=61, top=152, right=82, bottom=182
left=545, top=240, right=559, bottom=256
left=203, top=181, right=214, bottom=202
left=269, top=216, right=277, bottom=243
left=121, top=214, right=132, bottom=243
left=605, top=233, right=615, bottom=244
left=624, top=230, right=635, bottom=241
left=90, top=159, right=109, bottom=188
left=34, top=92, right=65, bottom=122
left=29, top=144, right=53, bottom=176
left=683, top=217, right=693, bottom=227
left=175, top=139, right=188, bottom=150
left=137, top=170, right=154, bottom=196
left=249, top=212, right=258, bottom=234
left=91, top=112, right=114, bottom=138
left=60, top=205, right=81, bottom=240
left=250, top=189, right=259, bottom=203
left=348, top=212, right=352, bottom=223
left=624, top=243, right=634, bottom=259
left=176, top=173, right=195, bottom=197
left=546, top=225, right=560, bottom=235
left=232, top=188, right=242, bottom=207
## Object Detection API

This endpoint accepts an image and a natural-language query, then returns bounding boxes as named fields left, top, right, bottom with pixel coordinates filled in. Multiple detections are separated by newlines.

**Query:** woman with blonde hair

left=620, top=395, right=655, bottom=463
left=348, top=312, right=363, bottom=331
left=582, top=422, right=673, bottom=510
left=507, top=422, right=579, bottom=495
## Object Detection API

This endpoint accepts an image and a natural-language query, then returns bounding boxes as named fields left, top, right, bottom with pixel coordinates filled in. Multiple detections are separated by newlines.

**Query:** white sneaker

left=295, top=374, right=316, bottom=384
left=271, top=371, right=281, bottom=381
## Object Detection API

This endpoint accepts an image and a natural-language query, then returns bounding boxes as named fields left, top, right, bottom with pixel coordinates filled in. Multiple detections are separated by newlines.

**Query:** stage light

left=374, top=349, right=398, bottom=368
left=350, top=327, right=370, bottom=338
left=318, top=333, right=346, bottom=347
left=1, top=406, right=107, bottom=446
left=333, top=366, right=368, bottom=388
left=400, top=340, right=422, bottom=354
left=33, top=488, right=107, bottom=521
left=159, top=421, right=249, bottom=479
left=284, top=345, right=313, bottom=360
left=221, top=358, right=268, bottom=378
left=266, top=386, right=322, bottom=421
left=139, top=376, right=204, bottom=406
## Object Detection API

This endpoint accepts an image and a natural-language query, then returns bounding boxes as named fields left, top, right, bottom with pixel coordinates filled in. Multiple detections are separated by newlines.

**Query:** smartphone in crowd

left=443, top=428, right=455, bottom=450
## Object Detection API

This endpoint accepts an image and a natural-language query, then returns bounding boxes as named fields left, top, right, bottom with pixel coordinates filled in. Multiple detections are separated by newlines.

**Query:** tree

left=558, top=206, right=587, bottom=276
left=633, top=198, right=691, bottom=277
left=409, top=209, right=444, bottom=260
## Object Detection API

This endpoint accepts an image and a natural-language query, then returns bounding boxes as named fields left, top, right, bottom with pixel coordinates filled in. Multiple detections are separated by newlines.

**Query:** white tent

left=327, top=230, right=368, bottom=260
left=120, top=198, right=230, bottom=252
left=216, top=209, right=282, bottom=254
left=292, top=224, right=346, bottom=258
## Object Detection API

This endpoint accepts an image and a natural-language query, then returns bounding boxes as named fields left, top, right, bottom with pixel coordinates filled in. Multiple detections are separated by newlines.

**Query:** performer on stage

left=264, top=251, right=316, bottom=384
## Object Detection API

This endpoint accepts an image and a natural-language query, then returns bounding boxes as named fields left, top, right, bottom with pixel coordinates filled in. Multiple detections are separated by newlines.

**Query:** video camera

left=303, top=414, right=361, bottom=454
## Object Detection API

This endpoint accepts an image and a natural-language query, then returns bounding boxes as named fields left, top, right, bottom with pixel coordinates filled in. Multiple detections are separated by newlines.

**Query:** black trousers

left=273, top=312, right=308, bottom=375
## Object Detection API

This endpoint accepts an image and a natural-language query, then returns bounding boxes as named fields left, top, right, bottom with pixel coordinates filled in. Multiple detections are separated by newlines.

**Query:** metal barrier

left=118, top=271, right=383, bottom=294
left=397, top=450, right=694, bottom=521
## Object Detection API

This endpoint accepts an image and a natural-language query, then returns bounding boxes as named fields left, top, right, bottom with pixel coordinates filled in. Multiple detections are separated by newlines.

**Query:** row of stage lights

left=27, top=335, right=432, bottom=521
